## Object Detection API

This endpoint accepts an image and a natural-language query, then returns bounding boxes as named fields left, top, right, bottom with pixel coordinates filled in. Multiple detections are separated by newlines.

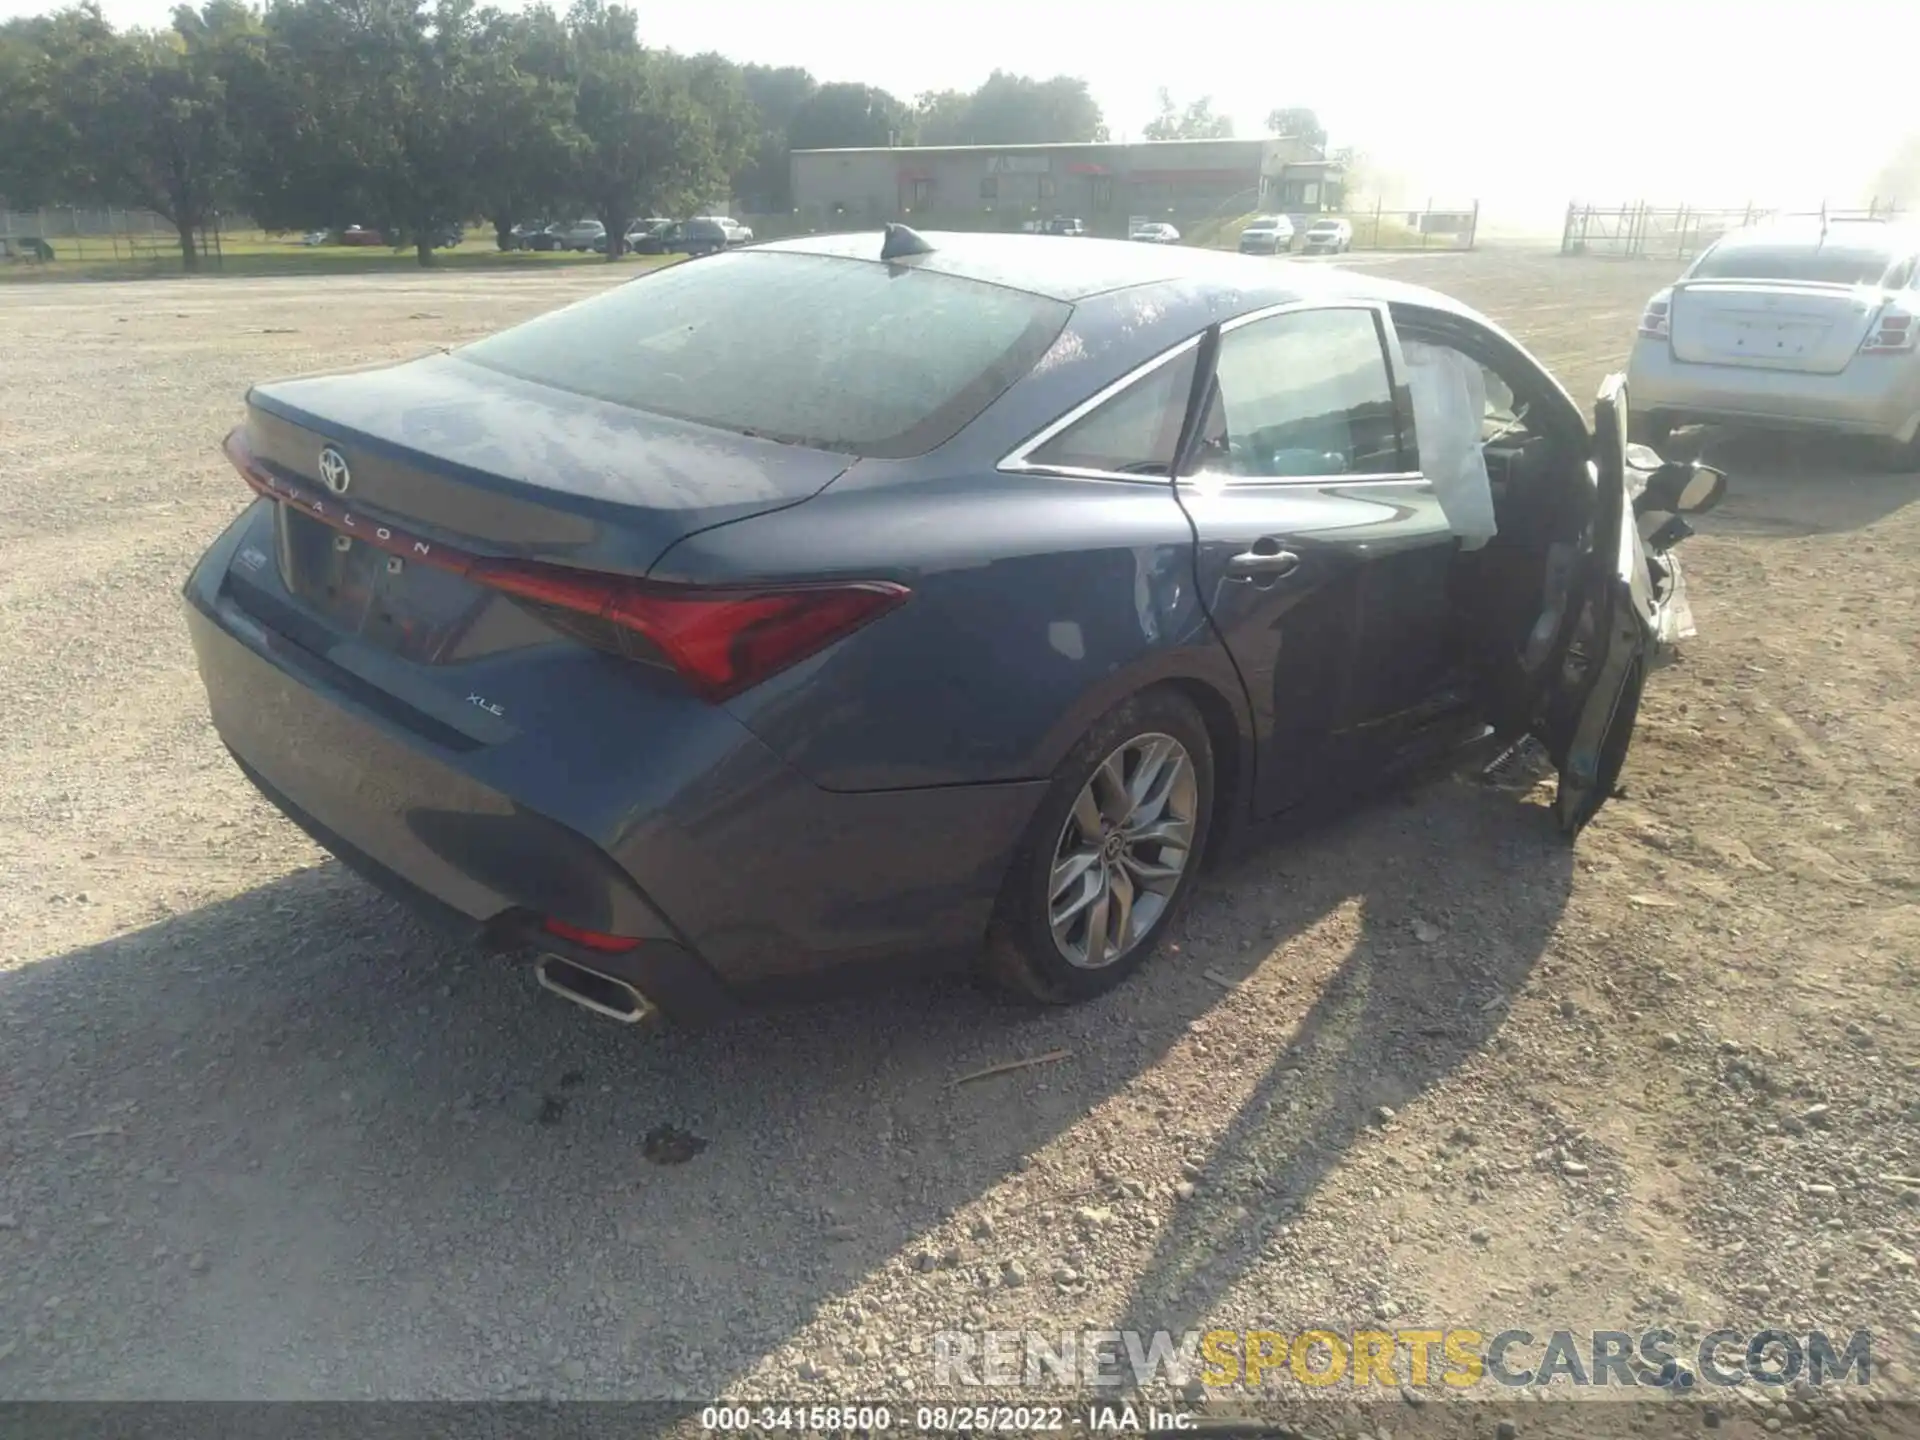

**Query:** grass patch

left=0, top=227, right=679, bottom=283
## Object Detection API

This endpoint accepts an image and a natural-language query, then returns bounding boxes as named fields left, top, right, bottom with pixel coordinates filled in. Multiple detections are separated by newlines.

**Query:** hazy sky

left=3, top=0, right=1906, bottom=223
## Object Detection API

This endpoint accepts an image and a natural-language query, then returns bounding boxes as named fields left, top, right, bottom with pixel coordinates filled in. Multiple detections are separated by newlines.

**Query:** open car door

left=1531, top=374, right=1661, bottom=835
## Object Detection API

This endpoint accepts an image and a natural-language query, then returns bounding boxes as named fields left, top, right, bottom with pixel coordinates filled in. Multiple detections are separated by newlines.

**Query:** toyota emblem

left=318, top=445, right=351, bottom=495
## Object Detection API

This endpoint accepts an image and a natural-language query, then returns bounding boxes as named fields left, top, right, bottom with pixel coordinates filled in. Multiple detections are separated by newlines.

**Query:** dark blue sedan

left=184, top=228, right=1723, bottom=1028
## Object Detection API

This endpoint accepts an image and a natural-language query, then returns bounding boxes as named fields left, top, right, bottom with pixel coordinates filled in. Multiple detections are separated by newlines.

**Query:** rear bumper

left=1628, top=340, right=1920, bottom=442
left=183, top=511, right=1045, bottom=1020
left=228, top=747, right=743, bottom=1024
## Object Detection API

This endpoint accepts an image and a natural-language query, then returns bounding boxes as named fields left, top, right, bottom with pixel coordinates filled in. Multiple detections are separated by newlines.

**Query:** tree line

left=0, top=0, right=1324, bottom=270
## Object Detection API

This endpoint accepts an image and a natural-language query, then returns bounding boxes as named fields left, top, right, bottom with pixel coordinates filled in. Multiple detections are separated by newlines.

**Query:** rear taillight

left=472, top=559, right=907, bottom=701
left=1861, top=305, right=1916, bottom=354
left=222, top=425, right=907, bottom=701
left=1637, top=292, right=1672, bottom=340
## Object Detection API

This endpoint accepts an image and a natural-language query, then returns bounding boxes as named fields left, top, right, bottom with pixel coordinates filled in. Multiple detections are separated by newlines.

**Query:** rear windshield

left=1692, top=239, right=1898, bottom=286
left=456, top=250, right=1070, bottom=457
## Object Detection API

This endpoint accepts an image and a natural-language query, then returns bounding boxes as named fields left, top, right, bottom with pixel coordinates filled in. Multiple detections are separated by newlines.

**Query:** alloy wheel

left=1047, top=733, right=1198, bottom=969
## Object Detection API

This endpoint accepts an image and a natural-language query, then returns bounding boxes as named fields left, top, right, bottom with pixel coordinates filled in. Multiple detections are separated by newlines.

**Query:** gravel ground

left=2, top=251, right=1919, bottom=1438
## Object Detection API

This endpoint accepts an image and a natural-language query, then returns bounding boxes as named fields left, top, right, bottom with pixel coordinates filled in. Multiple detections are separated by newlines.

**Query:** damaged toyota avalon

left=183, top=226, right=1725, bottom=1028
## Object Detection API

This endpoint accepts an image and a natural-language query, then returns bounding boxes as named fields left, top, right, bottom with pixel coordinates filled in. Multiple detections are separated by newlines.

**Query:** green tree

left=1264, top=106, right=1326, bottom=151
left=0, top=13, right=89, bottom=212
left=683, top=49, right=758, bottom=207
left=911, top=88, right=971, bottom=146
left=965, top=71, right=1104, bottom=145
left=101, top=3, right=257, bottom=269
left=913, top=71, right=1104, bottom=147
left=564, top=2, right=727, bottom=258
left=10, top=3, right=250, bottom=269
left=787, top=81, right=912, bottom=152
left=469, top=3, right=576, bottom=249
left=734, top=62, right=815, bottom=211
left=1142, top=88, right=1233, bottom=141
left=238, top=0, right=487, bottom=267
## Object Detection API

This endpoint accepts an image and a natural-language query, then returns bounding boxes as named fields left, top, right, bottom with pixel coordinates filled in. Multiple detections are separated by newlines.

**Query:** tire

left=1873, top=432, right=1920, bottom=473
left=983, top=688, right=1214, bottom=1004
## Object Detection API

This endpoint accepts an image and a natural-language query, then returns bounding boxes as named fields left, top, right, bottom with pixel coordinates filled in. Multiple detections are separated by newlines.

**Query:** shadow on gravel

left=1673, top=427, right=1920, bottom=540
left=1115, top=775, right=1574, bottom=1344
left=0, top=770, right=1569, bottom=1399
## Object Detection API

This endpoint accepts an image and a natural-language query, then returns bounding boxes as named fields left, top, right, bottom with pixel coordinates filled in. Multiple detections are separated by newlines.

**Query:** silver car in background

left=1302, top=217, right=1354, bottom=254
left=1127, top=221, right=1181, bottom=244
left=1236, top=214, right=1296, bottom=255
left=1627, top=219, right=1920, bottom=465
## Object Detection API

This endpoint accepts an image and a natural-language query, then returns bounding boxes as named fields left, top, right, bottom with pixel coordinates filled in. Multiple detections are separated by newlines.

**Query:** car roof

left=753, top=229, right=1458, bottom=313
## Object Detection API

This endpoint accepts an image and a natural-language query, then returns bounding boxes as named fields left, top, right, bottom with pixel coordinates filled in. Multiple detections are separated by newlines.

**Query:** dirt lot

left=2, top=250, right=1918, bottom=1435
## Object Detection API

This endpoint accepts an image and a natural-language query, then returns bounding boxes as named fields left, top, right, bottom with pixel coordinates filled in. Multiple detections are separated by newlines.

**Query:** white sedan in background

left=1128, top=221, right=1181, bottom=244
left=1627, top=219, right=1920, bottom=466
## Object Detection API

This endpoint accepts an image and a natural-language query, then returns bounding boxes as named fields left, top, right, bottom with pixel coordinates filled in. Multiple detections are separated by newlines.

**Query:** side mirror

left=1636, top=460, right=1727, bottom=517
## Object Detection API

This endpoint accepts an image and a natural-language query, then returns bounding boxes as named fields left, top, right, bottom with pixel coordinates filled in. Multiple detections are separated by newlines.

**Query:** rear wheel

left=984, top=689, right=1213, bottom=1004
left=1872, top=429, right=1920, bottom=473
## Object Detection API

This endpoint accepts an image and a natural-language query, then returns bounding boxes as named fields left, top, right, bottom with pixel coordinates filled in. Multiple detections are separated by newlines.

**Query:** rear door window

left=1190, top=306, right=1406, bottom=478
left=456, top=250, right=1070, bottom=458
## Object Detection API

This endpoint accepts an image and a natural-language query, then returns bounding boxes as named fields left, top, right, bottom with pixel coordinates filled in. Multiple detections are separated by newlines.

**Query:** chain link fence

left=1561, top=199, right=1907, bottom=260
left=0, top=207, right=241, bottom=264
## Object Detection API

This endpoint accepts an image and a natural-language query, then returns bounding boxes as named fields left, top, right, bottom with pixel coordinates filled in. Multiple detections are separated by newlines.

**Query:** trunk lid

left=1667, top=280, right=1882, bottom=374
left=247, top=353, right=851, bottom=564
left=238, top=353, right=852, bottom=665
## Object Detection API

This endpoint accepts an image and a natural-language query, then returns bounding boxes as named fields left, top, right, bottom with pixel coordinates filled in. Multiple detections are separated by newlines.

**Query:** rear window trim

left=454, top=249, right=1073, bottom=460
left=999, top=332, right=1206, bottom=486
left=1001, top=298, right=1415, bottom=487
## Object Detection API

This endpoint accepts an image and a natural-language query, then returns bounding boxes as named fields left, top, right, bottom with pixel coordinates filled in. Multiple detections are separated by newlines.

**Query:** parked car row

left=504, top=219, right=603, bottom=252
left=1236, top=214, right=1355, bottom=256
left=299, top=224, right=463, bottom=249
left=504, top=217, right=755, bottom=256
left=626, top=217, right=755, bottom=256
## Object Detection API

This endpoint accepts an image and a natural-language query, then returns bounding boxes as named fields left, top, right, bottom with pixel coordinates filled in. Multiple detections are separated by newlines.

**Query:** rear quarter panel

left=652, top=469, right=1246, bottom=792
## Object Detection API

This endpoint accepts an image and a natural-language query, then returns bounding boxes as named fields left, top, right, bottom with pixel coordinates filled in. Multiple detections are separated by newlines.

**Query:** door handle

left=1227, top=547, right=1301, bottom=578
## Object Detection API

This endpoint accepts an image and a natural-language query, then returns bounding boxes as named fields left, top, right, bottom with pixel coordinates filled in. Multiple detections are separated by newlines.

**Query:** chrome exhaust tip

left=534, top=952, right=654, bottom=1025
